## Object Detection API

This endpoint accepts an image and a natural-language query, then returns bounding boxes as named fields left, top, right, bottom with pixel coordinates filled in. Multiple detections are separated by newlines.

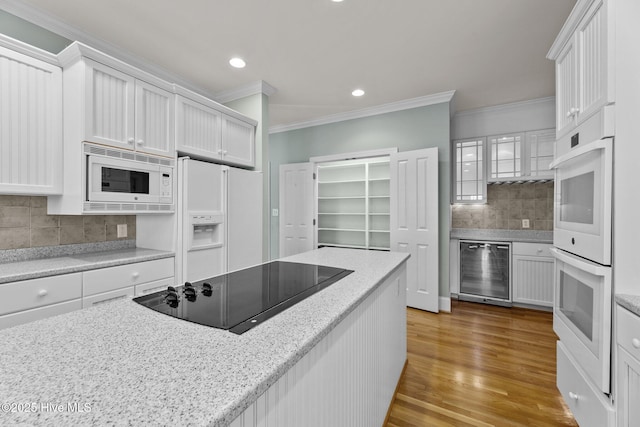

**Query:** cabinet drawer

left=83, top=258, right=174, bottom=296
left=82, top=286, right=135, bottom=309
left=556, top=341, right=614, bottom=427
left=0, top=273, right=82, bottom=316
left=0, top=299, right=82, bottom=330
left=617, top=305, right=640, bottom=359
left=135, top=277, right=174, bottom=296
left=512, top=242, right=553, bottom=257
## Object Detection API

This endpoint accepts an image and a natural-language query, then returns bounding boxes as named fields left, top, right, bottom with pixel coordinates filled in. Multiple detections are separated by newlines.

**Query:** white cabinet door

left=526, top=129, right=555, bottom=179
left=84, top=59, right=136, bottom=150
left=555, top=39, right=577, bottom=139
left=175, top=95, right=223, bottom=160
left=512, top=257, right=554, bottom=307
left=221, top=114, right=255, bottom=167
left=134, top=79, right=174, bottom=157
left=618, top=348, right=640, bottom=427
left=617, top=305, right=640, bottom=427
left=390, top=148, right=439, bottom=312
left=576, top=0, right=609, bottom=127
left=0, top=46, right=62, bottom=195
left=279, top=162, right=314, bottom=257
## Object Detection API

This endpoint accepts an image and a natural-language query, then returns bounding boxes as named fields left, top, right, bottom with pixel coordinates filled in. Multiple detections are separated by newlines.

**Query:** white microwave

left=85, top=144, right=173, bottom=206
left=550, top=137, right=613, bottom=266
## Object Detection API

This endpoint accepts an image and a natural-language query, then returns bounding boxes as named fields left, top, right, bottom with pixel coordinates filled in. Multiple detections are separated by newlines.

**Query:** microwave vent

left=84, top=143, right=174, bottom=167
left=83, top=202, right=173, bottom=213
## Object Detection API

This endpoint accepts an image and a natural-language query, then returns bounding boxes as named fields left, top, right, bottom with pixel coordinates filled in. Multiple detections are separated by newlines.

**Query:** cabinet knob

left=568, top=392, right=579, bottom=401
left=136, top=139, right=145, bottom=146
left=132, top=272, right=140, bottom=280
left=128, top=138, right=135, bottom=144
left=566, top=110, right=572, bottom=118
left=632, top=338, right=640, bottom=349
left=217, top=149, right=223, bottom=154
left=222, top=150, right=228, bottom=155
left=37, top=289, right=48, bottom=297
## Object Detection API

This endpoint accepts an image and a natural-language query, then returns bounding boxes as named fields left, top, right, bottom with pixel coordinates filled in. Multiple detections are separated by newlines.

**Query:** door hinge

left=312, top=172, right=316, bottom=180
left=313, top=218, right=316, bottom=226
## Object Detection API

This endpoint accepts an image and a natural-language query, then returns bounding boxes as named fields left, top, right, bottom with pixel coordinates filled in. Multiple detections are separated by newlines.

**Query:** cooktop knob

left=164, top=290, right=179, bottom=308
left=202, top=282, right=212, bottom=296
left=184, top=286, right=197, bottom=301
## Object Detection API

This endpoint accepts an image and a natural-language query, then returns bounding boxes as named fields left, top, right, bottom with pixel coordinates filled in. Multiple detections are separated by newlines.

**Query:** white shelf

left=316, top=156, right=390, bottom=250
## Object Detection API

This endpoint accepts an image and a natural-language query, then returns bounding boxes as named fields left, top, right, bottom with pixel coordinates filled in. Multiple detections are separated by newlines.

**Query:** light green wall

left=269, top=102, right=451, bottom=296
left=224, top=93, right=270, bottom=262
left=0, top=10, right=70, bottom=53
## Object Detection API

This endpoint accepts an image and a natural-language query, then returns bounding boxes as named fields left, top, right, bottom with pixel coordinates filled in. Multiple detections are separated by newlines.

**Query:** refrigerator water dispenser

left=189, top=212, right=224, bottom=250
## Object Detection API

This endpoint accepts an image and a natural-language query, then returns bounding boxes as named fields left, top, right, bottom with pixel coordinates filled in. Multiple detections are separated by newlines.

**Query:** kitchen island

left=0, top=247, right=408, bottom=426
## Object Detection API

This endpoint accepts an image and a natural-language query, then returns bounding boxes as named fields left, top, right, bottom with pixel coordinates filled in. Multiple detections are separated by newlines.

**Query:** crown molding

left=0, top=0, right=215, bottom=98
left=547, top=0, right=591, bottom=59
left=0, top=32, right=58, bottom=64
left=269, top=90, right=456, bottom=134
left=214, top=81, right=277, bottom=103
left=453, top=96, right=556, bottom=118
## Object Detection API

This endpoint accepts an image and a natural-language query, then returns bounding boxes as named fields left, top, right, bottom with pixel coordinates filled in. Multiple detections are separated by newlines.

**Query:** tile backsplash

left=0, top=196, right=136, bottom=250
left=451, top=182, right=553, bottom=230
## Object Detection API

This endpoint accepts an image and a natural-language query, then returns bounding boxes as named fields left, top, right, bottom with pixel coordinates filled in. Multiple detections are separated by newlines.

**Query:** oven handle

left=549, top=247, right=611, bottom=277
left=549, top=137, right=612, bottom=170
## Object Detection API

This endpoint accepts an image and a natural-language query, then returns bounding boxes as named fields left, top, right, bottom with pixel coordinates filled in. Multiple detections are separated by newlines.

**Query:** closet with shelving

left=316, top=157, right=390, bottom=250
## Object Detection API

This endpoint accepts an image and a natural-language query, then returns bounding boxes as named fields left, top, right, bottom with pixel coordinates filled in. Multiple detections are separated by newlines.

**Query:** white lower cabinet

left=0, top=257, right=175, bottom=329
left=556, top=341, right=614, bottom=427
left=616, top=305, right=640, bottom=427
left=512, top=242, right=553, bottom=307
left=82, top=258, right=174, bottom=306
left=0, top=273, right=82, bottom=329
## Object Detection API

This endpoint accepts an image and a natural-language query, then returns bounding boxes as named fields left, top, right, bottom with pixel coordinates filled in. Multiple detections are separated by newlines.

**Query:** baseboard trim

left=384, top=358, right=408, bottom=426
left=439, top=296, right=452, bottom=312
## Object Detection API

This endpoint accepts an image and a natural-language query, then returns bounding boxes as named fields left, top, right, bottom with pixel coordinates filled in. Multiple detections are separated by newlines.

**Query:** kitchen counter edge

left=616, top=294, right=640, bottom=318
left=0, top=247, right=175, bottom=284
left=450, top=228, right=553, bottom=243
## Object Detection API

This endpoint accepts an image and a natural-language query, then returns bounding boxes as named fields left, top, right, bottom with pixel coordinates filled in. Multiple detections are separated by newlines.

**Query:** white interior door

left=279, top=162, right=314, bottom=257
left=391, top=148, right=439, bottom=312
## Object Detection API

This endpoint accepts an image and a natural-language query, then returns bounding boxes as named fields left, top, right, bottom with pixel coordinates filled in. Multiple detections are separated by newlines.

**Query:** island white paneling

left=230, top=265, right=407, bottom=427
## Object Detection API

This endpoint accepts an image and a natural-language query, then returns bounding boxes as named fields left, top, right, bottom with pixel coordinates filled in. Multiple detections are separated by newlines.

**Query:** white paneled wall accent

left=0, top=46, right=62, bottom=194
left=229, top=266, right=407, bottom=427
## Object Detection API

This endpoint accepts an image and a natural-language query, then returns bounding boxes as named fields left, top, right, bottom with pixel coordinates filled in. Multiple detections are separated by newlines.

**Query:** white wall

left=613, top=0, right=640, bottom=295
left=452, top=97, right=555, bottom=140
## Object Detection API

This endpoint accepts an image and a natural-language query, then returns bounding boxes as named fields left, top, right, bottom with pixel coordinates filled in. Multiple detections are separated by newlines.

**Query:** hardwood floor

left=385, top=300, right=578, bottom=427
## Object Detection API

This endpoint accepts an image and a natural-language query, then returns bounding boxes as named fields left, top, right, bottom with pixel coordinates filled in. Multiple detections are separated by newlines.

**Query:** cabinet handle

left=497, top=245, right=509, bottom=250
left=632, top=338, right=640, bottom=349
left=568, top=392, right=579, bottom=401
left=127, top=138, right=135, bottom=144
left=37, top=289, right=48, bottom=297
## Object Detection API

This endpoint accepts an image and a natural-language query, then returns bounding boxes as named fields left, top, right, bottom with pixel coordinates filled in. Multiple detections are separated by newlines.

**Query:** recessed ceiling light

left=352, top=89, right=365, bottom=97
left=229, top=57, right=246, bottom=68
left=332, top=0, right=344, bottom=2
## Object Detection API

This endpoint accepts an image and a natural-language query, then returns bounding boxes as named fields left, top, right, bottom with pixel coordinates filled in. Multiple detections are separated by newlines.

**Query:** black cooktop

left=133, top=261, right=353, bottom=334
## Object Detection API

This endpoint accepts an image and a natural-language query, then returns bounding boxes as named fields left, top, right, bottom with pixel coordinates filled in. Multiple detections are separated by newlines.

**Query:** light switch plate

left=117, top=224, right=128, bottom=238
left=522, top=219, right=530, bottom=229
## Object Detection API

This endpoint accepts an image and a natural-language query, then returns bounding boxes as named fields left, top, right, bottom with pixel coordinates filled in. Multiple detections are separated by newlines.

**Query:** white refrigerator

left=177, top=158, right=262, bottom=283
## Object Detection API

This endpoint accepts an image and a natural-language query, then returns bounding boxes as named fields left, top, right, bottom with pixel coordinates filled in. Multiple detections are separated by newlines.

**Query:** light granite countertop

left=0, top=247, right=409, bottom=427
left=0, top=242, right=174, bottom=284
left=616, top=294, right=640, bottom=318
left=450, top=228, right=553, bottom=243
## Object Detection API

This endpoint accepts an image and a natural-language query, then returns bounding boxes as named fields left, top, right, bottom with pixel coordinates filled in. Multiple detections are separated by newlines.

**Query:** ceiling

left=5, top=0, right=576, bottom=130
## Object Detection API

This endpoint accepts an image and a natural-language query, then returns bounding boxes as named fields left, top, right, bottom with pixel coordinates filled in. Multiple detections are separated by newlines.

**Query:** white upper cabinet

left=175, top=86, right=256, bottom=168
left=453, top=138, right=486, bottom=203
left=549, top=0, right=613, bottom=140
left=59, top=42, right=175, bottom=158
left=0, top=37, right=62, bottom=195
left=488, top=129, right=555, bottom=182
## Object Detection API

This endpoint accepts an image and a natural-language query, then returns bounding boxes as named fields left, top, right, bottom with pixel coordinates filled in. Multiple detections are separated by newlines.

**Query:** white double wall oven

left=550, top=135, right=614, bottom=396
